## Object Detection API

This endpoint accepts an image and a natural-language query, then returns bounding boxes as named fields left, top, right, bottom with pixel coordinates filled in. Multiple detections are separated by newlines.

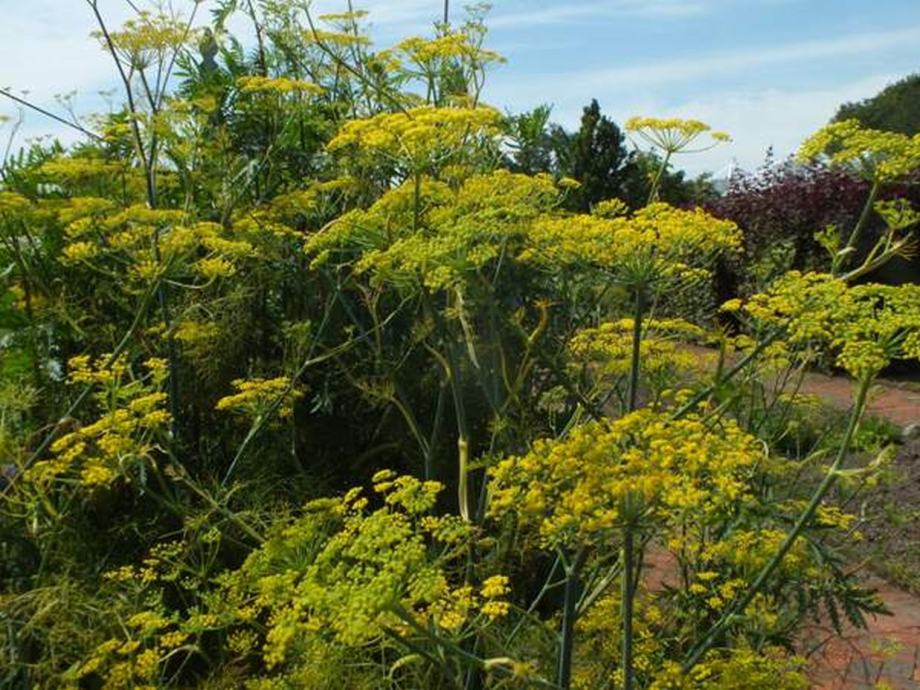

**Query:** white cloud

left=643, top=73, right=901, bottom=175
left=488, top=0, right=710, bottom=28
left=489, top=24, right=920, bottom=98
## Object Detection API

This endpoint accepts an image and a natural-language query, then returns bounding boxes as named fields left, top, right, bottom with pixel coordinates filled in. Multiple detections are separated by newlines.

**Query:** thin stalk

left=672, top=328, right=780, bottom=420
left=219, top=309, right=364, bottom=486
left=558, top=549, right=588, bottom=689
left=425, top=382, right=448, bottom=480
left=88, top=0, right=183, bottom=444
left=627, top=288, right=644, bottom=413
left=245, top=0, right=269, bottom=76
left=646, top=151, right=672, bottom=205
left=506, top=555, right=563, bottom=644
left=835, top=180, right=879, bottom=275
left=621, top=527, right=635, bottom=690
left=457, top=434, right=471, bottom=522
left=302, top=3, right=412, bottom=117
left=620, top=287, right=645, bottom=690
left=422, top=288, right=472, bottom=521
left=0, top=89, right=102, bottom=142
left=682, top=375, right=872, bottom=672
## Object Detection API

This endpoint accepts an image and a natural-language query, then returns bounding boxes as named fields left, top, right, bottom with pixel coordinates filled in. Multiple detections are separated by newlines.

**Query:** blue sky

left=1, top=0, right=918, bottom=176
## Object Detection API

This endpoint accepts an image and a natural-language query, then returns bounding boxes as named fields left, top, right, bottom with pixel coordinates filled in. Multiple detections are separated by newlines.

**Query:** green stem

left=646, top=151, right=671, bottom=205
left=835, top=180, right=879, bottom=275
left=558, top=549, right=588, bottom=689
left=672, top=329, right=780, bottom=420
left=627, top=288, right=645, bottom=413
left=621, top=527, right=635, bottom=690
left=682, top=375, right=872, bottom=672
left=457, top=434, right=470, bottom=522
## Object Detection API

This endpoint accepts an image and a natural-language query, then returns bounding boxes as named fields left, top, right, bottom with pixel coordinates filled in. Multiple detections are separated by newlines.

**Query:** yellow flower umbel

left=570, top=318, right=711, bottom=403
left=236, top=75, right=324, bottom=95
left=488, top=409, right=761, bottom=550
left=215, top=377, right=304, bottom=421
left=625, top=116, right=730, bottom=202
left=212, top=473, right=492, bottom=680
left=306, top=170, right=561, bottom=291
left=327, top=105, right=502, bottom=174
left=26, top=356, right=171, bottom=488
left=797, top=119, right=920, bottom=183
left=742, top=272, right=920, bottom=380
left=625, top=116, right=731, bottom=155
left=523, top=202, right=741, bottom=284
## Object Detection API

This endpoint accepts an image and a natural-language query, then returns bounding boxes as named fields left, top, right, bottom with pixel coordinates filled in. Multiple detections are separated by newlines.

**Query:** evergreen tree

left=552, top=99, right=635, bottom=211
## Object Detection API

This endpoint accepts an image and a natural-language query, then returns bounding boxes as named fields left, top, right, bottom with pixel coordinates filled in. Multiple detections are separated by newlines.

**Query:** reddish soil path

left=793, top=370, right=920, bottom=688
left=801, top=372, right=920, bottom=427
left=805, top=575, right=920, bottom=689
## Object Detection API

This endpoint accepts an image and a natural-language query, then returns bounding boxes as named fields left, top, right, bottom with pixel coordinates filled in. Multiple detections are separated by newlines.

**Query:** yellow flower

left=194, top=256, right=236, bottom=279
left=215, top=376, right=303, bottom=420
left=480, top=575, right=510, bottom=599
left=328, top=105, right=502, bottom=171
left=237, top=75, right=324, bottom=95
left=797, top=119, right=920, bottom=182
left=61, top=241, right=99, bottom=263
left=481, top=600, right=510, bottom=620
left=488, top=409, right=761, bottom=549
left=744, top=272, right=920, bottom=379
left=626, top=116, right=731, bottom=154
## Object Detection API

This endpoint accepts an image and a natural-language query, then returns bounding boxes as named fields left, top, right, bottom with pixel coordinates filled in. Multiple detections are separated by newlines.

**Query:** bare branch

left=0, top=88, right=103, bottom=142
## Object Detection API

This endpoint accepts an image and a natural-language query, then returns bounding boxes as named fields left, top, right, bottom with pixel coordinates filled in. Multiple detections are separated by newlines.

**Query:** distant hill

left=834, top=73, right=920, bottom=135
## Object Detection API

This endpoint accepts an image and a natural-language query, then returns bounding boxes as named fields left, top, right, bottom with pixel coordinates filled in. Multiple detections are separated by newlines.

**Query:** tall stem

left=646, top=151, right=671, bottom=205
left=88, top=0, right=181, bottom=444
left=682, top=375, right=872, bottom=671
left=621, top=527, right=635, bottom=690
left=835, top=180, right=879, bottom=275
left=558, top=549, right=588, bottom=689
left=627, top=287, right=645, bottom=413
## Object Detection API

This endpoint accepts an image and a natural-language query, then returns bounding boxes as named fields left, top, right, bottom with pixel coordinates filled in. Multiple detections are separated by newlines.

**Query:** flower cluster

left=237, top=75, right=324, bottom=95
left=797, top=119, right=920, bottom=182
left=488, top=409, right=761, bottom=549
left=215, top=377, right=304, bottom=421
left=97, top=10, right=197, bottom=63
left=394, top=33, right=504, bottom=68
left=306, top=171, right=561, bottom=290
left=211, top=472, right=498, bottom=677
left=55, top=195, right=259, bottom=285
left=874, top=198, right=920, bottom=232
left=26, top=356, right=171, bottom=487
left=327, top=105, right=502, bottom=171
left=625, top=116, right=730, bottom=155
left=742, top=272, right=920, bottom=379
left=570, top=318, right=710, bottom=399
left=522, top=203, right=741, bottom=282
left=71, top=606, right=190, bottom=689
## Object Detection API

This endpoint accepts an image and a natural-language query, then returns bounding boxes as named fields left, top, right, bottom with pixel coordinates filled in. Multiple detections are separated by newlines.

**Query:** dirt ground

left=777, top=375, right=920, bottom=689
left=806, top=438, right=920, bottom=689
